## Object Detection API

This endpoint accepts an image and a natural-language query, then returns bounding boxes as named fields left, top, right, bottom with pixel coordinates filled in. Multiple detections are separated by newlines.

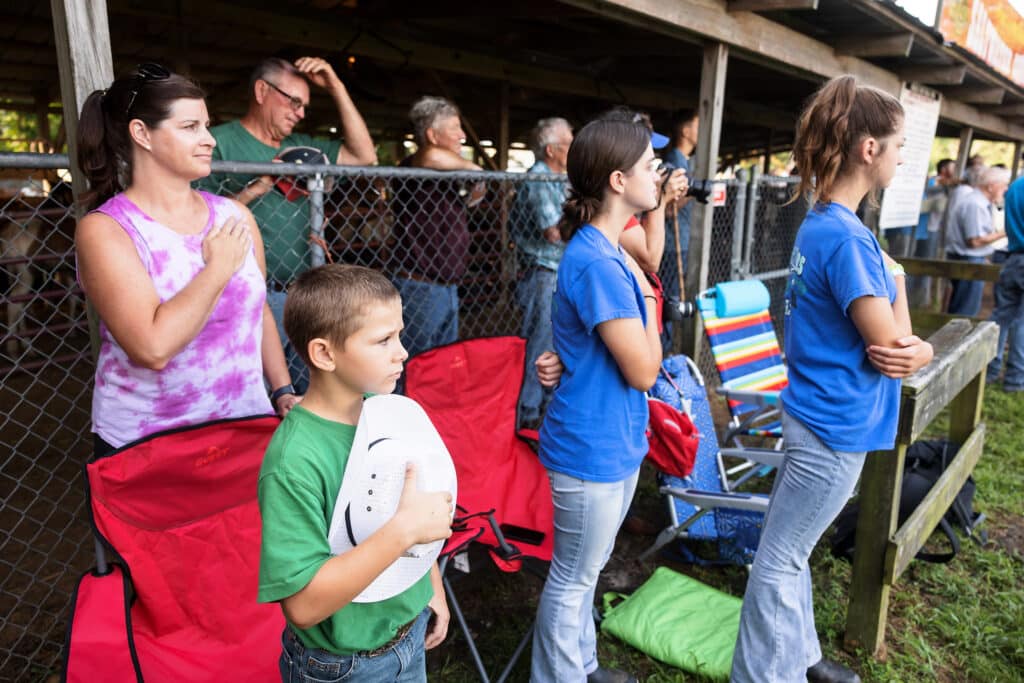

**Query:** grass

left=427, top=385, right=1024, bottom=682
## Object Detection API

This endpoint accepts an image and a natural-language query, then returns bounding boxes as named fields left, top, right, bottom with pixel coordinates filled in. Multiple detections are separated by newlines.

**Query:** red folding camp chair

left=404, top=336, right=554, bottom=683
left=63, top=415, right=283, bottom=682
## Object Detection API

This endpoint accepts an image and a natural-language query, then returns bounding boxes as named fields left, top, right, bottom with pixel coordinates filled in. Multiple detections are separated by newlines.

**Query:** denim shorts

left=279, top=607, right=431, bottom=683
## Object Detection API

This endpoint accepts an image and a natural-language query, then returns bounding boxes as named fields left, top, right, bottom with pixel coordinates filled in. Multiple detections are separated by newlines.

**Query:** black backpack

left=830, top=439, right=987, bottom=564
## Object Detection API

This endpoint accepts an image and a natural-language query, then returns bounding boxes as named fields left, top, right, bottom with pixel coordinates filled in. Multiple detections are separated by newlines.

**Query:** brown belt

left=363, top=616, right=418, bottom=657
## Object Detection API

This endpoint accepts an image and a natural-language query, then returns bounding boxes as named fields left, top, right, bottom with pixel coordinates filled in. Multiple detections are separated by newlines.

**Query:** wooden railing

left=843, top=319, right=998, bottom=657
left=899, top=256, right=1002, bottom=335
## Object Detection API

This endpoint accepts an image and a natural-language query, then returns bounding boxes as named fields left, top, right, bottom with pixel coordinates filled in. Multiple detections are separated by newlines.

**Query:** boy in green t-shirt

left=257, top=264, right=453, bottom=682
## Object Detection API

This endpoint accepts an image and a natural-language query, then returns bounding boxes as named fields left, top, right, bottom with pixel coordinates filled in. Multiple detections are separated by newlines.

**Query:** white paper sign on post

left=879, top=85, right=942, bottom=230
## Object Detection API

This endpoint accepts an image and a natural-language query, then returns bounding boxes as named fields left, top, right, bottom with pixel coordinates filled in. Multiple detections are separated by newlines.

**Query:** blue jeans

left=988, top=252, right=1024, bottom=389
left=531, top=468, right=640, bottom=683
left=731, top=410, right=865, bottom=683
left=394, top=278, right=458, bottom=358
left=516, top=266, right=557, bottom=423
left=279, top=608, right=430, bottom=683
left=267, top=288, right=310, bottom=394
left=946, top=252, right=987, bottom=317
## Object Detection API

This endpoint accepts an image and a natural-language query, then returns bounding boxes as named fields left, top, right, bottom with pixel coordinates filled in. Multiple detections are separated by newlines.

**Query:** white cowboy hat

left=327, top=393, right=457, bottom=602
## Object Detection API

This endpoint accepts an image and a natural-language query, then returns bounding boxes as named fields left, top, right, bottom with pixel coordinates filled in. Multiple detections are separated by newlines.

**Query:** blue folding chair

left=641, top=355, right=782, bottom=566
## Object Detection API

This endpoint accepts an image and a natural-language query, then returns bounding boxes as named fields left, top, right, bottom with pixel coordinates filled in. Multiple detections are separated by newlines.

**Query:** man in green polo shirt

left=199, top=56, right=376, bottom=394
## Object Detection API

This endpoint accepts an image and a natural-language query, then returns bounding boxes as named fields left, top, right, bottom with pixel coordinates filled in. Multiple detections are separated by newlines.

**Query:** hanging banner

left=879, top=85, right=942, bottom=230
left=939, top=0, right=1024, bottom=86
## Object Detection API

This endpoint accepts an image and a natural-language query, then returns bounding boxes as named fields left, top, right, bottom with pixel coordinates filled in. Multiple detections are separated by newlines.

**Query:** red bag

left=646, top=398, right=700, bottom=477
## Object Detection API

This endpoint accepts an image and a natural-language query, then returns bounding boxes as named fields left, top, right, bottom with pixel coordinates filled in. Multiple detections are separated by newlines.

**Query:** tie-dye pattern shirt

left=89, top=191, right=273, bottom=447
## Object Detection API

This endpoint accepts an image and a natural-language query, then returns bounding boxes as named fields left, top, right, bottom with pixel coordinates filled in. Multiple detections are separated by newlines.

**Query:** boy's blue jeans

left=279, top=608, right=430, bottom=683
left=531, top=468, right=639, bottom=682
left=731, top=410, right=865, bottom=683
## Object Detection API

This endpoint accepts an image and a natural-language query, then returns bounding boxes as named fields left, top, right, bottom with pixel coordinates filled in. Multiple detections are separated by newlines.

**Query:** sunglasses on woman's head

left=126, top=62, right=171, bottom=117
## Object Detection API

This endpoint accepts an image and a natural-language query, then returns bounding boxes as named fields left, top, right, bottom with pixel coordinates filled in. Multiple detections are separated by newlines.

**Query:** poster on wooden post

left=879, top=85, right=942, bottom=230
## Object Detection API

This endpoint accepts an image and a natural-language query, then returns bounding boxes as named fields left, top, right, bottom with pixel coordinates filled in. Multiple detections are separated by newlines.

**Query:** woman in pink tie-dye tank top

left=75, top=64, right=299, bottom=455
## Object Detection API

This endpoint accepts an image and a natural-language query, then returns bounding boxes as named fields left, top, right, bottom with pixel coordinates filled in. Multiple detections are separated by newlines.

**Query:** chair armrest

left=659, top=486, right=770, bottom=513
left=719, top=447, right=784, bottom=469
left=715, top=387, right=780, bottom=407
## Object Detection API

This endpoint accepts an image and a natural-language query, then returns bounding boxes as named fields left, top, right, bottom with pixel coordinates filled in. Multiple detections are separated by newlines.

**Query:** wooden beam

left=900, top=65, right=967, bottom=85
left=560, top=1, right=1024, bottom=138
left=559, top=0, right=900, bottom=88
left=989, top=103, right=1024, bottom=116
left=898, top=256, right=1002, bottom=282
left=682, top=41, right=727, bottom=359
left=834, top=33, right=914, bottom=58
left=940, top=86, right=1004, bottom=105
left=728, top=0, right=818, bottom=11
left=897, top=321, right=997, bottom=444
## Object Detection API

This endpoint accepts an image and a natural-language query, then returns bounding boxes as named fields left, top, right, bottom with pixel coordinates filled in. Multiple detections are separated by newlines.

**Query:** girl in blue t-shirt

left=731, top=77, right=934, bottom=683
left=531, top=119, right=664, bottom=683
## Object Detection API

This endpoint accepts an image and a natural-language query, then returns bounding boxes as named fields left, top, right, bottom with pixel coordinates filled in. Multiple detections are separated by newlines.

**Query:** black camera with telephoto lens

left=663, top=296, right=697, bottom=322
left=660, top=162, right=713, bottom=204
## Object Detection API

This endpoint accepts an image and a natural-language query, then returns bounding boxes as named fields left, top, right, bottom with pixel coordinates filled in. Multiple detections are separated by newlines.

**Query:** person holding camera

left=662, top=112, right=698, bottom=270
left=530, top=117, right=665, bottom=683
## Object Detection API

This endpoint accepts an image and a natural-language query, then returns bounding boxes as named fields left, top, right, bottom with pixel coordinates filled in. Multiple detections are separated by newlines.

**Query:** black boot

left=807, top=658, right=862, bottom=683
left=586, top=666, right=638, bottom=683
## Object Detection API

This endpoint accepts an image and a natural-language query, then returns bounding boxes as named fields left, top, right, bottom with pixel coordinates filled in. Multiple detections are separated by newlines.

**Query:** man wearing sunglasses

left=199, top=56, right=376, bottom=394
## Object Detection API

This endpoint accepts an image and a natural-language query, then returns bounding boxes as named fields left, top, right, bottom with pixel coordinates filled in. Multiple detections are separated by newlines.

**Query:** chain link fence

left=0, top=152, right=803, bottom=680
left=1, top=155, right=91, bottom=681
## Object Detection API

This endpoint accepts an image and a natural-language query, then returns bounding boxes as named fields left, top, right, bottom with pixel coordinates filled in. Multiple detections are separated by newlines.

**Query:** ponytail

left=558, top=190, right=602, bottom=241
left=792, top=75, right=903, bottom=205
left=77, top=89, right=128, bottom=211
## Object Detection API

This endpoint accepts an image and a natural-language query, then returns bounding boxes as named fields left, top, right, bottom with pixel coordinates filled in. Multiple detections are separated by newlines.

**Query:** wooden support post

left=955, top=126, right=973, bottom=177
left=844, top=443, right=905, bottom=658
left=51, top=0, right=113, bottom=199
left=763, top=128, right=774, bottom=174
left=681, top=41, right=727, bottom=358
left=949, top=372, right=985, bottom=446
left=497, top=82, right=509, bottom=172
left=1012, top=141, right=1022, bottom=181
left=50, top=0, right=114, bottom=362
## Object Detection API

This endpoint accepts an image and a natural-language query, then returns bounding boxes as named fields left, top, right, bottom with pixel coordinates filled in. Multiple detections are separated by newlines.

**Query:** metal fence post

left=730, top=169, right=748, bottom=281
left=743, top=167, right=761, bottom=281
left=309, top=173, right=326, bottom=268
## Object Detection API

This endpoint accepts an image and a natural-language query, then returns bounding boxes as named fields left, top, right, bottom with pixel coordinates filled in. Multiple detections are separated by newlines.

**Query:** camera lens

left=686, top=179, right=713, bottom=205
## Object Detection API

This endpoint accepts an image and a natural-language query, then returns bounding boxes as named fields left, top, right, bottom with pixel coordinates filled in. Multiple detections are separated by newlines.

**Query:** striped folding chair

left=697, top=280, right=788, bottom=490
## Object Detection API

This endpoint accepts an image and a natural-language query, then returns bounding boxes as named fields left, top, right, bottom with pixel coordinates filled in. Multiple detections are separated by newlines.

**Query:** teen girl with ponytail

left=75, top=64, right=296, bottom=457
left=731, top=76, right=933, bottom=683
left=530, top=119, right=663, bottom=683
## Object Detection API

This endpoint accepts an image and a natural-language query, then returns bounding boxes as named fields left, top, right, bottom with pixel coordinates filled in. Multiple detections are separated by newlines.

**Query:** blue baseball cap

left=651, top=131, right=670, bottom=149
